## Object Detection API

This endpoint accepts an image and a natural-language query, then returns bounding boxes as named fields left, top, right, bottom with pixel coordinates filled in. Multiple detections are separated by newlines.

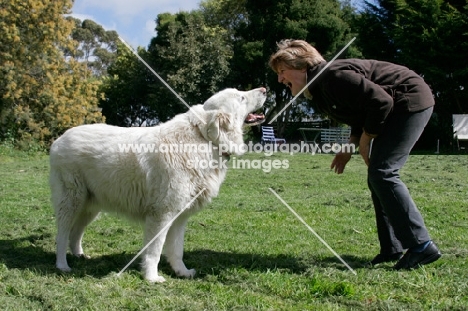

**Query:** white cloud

left=145, top=19, right=156, bottom=36
left=71, top=0, right=200, bottom=48
left=78, top=0, right=199, bottom=17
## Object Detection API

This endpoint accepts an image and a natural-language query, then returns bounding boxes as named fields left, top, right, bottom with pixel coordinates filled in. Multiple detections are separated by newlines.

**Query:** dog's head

left=190, top=88, right=266, bottom=156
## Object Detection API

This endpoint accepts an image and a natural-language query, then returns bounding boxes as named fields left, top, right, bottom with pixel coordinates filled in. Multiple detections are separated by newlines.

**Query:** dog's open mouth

left=244, top=112, right=265, bottom=126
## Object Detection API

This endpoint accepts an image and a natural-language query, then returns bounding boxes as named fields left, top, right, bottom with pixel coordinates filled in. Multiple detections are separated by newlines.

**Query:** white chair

left=453, top=114, right=468, bottom=151
left=320, top=127, right=351, bottom=145
left=261, top=126, right=286, bottom=145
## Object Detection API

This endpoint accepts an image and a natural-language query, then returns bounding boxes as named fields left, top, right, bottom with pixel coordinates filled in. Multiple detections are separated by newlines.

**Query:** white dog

left=49, top=87, right=266, bottom=282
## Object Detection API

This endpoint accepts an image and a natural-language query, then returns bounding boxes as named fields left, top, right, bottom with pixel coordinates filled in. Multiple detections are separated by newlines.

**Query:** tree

left=148, top=11, right=233, bottom=109
left=0, top=0, right=104, bottom=147
left=99, top=45, right=160, bottom=126
left=65, top=17, right=119, bottom=77
left=200, top=0, right=248, bottom=37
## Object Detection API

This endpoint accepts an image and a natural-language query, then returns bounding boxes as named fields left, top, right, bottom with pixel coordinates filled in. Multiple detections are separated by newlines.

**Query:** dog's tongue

left=245, top=113, right=265, bottom=123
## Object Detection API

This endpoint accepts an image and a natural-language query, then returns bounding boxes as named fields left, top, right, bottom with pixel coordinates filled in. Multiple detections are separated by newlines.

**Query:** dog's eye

left=241, top=96, right=246, bottom=102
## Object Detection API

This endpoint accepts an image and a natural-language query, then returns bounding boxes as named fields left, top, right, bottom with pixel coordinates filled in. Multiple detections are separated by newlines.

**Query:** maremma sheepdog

left=49, top=87, right=266, bottom=283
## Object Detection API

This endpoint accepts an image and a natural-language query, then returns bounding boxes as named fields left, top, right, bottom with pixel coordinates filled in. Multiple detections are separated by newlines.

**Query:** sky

left=70, top=0, right=202, bottom=49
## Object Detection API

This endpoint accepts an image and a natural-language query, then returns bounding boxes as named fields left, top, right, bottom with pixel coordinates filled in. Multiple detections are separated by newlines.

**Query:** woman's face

left=276, top=64, right=307, bottom=96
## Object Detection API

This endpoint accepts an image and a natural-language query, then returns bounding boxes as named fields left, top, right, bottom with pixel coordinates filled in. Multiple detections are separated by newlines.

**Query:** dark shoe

left=393, top=241, right=441, bottom=270
left=369, top=252, right=403, bottom=266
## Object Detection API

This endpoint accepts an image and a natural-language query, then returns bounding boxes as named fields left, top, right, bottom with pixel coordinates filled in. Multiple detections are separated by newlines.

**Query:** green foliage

left=65, top=17, right=119, bottom=76
left=201, top=0, right=248, bottom=34
left=99, top=45, right=161, bottom=126
left=0, top=0, right=104, bottom=147
left=149, top=11, right=233, bottom=106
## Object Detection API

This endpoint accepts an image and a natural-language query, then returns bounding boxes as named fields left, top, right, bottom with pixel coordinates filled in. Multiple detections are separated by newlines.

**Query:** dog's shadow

left=0, top=234, right=131, bottom=277
left=0, top=234, right=59, bottom=275
left=0, top=235, right=371, bottom=279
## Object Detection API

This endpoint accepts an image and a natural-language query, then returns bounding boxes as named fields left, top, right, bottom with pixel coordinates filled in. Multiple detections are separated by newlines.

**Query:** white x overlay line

left=268, top=188, right=357, bottom=275
left=118, top=37, right=206, bottom=124
left=117, top=188, right=206, bottom=277
left=269, top=37, right=356, bottom=124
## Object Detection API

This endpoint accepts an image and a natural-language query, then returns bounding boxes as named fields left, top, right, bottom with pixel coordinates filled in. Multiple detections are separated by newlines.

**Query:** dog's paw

left=56, top=265, right=72, bottom=272
left=146, top=274, right=166, bottom=283
left=74, top=253, right=91, bottom=259
left=176, top=268, right=196, bottom=278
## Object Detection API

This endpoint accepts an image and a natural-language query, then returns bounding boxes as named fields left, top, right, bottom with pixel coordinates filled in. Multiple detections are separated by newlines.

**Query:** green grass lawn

left=0, top=146, right=467, bottom=310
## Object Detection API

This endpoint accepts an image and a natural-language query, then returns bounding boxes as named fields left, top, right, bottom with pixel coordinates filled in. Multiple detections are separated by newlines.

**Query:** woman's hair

left=268, top=39, right=325, bottom=73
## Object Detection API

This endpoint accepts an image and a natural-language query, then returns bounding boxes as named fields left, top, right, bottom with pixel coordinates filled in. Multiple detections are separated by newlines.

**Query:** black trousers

left=368, top=106, right=434, bottom=254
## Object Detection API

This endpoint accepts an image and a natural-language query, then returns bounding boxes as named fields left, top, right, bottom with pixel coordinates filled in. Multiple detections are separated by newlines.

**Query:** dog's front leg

left=141, top=215, right=170, bottom=283
left=165, top=211, right=196, bottom=278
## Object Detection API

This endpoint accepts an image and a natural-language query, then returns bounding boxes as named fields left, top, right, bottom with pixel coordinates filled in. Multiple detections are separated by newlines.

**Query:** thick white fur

left=49, top=88, right=266, bottom=283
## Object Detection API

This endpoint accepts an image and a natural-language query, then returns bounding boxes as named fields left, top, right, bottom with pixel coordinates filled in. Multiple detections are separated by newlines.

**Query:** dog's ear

left=206, top=112, right=220, bottom=142
left=188, top=106, right=217, bottom=142
left=199, top=111, right=233, bottom=143
left=207, top=112, right=233, bottom=141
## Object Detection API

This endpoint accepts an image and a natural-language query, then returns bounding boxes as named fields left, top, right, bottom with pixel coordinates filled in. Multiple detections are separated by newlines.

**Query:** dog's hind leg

left=51, top=171, right=87, bottom=272
left=164, top=211, right=195, bottom=278
left=69, top=206, right=100, bottom=258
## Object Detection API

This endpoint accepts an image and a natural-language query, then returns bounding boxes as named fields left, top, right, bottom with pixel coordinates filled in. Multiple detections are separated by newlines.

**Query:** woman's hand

left=331, top=152, right=352, bottom=174
left=330, top=135, right=360, bottom=174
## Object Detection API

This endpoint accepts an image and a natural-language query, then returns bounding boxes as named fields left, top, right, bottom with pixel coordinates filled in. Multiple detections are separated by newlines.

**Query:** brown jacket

left=307, top=59, right=435, bottom=137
